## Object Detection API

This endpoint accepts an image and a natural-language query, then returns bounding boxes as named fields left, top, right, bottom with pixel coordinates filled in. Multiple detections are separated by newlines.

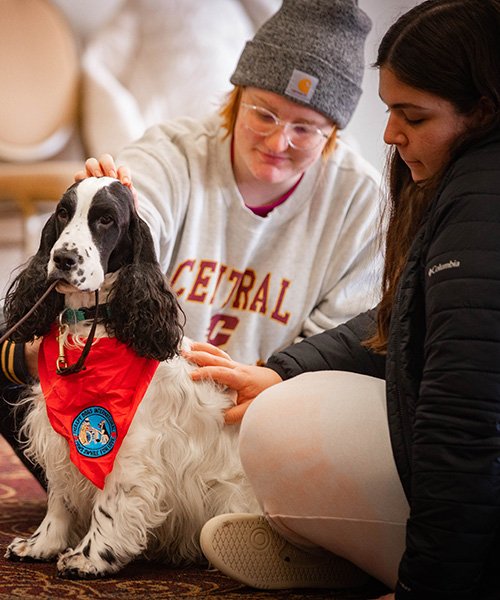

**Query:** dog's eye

left=56, top=207, right=69, bottom=222
left=98, top=215, right=114, bottom=226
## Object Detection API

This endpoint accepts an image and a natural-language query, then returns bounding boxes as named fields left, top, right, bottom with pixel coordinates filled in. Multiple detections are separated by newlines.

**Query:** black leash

left=0, top=282, right=101, bottom=377
left=0, top=280, right=59, bottom=346
left=56, top=290, right=100, bottom=376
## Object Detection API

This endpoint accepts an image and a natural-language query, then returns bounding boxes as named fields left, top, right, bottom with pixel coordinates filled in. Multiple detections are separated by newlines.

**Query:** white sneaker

left=200, top=513, right=371, bottom=590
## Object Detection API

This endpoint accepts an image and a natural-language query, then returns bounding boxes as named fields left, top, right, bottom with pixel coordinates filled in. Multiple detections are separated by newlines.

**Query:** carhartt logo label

left=297, top=78, right=312, bottom=94
left=285, top=69, right=318, bottom=103
left=428, top=259, right=461, bottom=277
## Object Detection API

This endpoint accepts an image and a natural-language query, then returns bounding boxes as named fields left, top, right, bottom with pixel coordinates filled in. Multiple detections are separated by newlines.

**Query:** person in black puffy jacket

left=190, top=1, right=500, bottom=598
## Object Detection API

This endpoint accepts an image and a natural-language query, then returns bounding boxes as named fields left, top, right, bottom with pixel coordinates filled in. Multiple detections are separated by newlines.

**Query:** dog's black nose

left=53, top=249, right=79, bottom=272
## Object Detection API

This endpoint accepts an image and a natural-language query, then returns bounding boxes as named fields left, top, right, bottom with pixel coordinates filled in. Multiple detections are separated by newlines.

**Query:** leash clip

left=57, top=321, right=69, bottom=371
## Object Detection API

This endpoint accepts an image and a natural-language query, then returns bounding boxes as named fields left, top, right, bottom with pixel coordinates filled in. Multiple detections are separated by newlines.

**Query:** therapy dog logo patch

left=72, top=406, right=117, bottom=458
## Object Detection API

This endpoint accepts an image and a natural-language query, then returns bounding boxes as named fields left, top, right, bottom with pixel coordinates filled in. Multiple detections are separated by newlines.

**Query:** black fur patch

left=98, top=506, right=113, bottom=521
left=98, top=547, right=116, bottom=565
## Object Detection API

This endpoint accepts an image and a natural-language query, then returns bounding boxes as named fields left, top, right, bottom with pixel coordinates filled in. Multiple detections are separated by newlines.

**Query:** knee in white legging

left=238, top=371, right=408, bottom=588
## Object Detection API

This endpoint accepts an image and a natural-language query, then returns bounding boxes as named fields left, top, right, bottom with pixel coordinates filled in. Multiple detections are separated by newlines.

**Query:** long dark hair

left=367, top=0, right=500, bottom=352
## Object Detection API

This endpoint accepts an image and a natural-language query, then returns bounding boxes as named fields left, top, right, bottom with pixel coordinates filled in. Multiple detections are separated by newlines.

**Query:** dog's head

left=4, top=177, right=183, bottom=361
left=47, top=177, right=137, bottom=292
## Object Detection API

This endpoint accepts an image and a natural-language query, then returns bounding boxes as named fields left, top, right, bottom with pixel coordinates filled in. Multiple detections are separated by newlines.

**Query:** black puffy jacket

left=267, top=128, right=500, bottom=600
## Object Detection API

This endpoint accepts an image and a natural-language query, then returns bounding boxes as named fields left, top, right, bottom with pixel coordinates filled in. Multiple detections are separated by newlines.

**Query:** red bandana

left=38, top=325, right=159, bottom=489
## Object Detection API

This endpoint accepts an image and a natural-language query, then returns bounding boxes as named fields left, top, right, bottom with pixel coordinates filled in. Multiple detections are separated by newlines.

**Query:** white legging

left=239, top=371, right=409, bottom=589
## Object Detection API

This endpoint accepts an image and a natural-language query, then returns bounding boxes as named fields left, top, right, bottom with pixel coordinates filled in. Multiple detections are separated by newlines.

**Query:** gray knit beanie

left=230, top=0, right=372, bottom=129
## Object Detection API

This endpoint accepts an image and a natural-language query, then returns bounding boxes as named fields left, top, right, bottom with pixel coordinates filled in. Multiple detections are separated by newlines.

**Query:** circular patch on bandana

left=72, top=406, right=117, bottom=458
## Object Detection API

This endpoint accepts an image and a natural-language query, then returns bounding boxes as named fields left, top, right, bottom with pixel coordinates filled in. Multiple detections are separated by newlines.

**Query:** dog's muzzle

left=52, top=248, right=80, bottom=273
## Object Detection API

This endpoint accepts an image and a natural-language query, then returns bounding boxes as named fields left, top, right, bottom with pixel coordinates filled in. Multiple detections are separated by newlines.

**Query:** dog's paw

left=5, top=537, right=57, bottom=562
left=57, top=547, right=116, bottom=579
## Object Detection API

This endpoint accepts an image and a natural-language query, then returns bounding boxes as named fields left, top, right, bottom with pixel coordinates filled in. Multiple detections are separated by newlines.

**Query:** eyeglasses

left=240, top=103, right=331, bottom=151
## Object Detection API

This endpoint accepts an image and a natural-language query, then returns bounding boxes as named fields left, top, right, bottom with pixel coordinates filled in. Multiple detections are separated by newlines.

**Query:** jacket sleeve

left=117, top=124, right=192, bottom=272
left=397, top=161, right=500, bottom=599
left=266, top=309, right=386, bottom=381
left=0, top=338, right=30, bottom=387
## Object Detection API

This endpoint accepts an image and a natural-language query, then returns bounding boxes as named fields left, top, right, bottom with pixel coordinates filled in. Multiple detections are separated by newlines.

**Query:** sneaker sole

left=200, top=513, right=371, bottom=590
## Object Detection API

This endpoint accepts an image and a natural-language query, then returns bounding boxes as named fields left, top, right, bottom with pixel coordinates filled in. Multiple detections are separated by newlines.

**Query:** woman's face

left=232, top=88, right=333, bottom=191
left=379, top=66, right=474, bottom=182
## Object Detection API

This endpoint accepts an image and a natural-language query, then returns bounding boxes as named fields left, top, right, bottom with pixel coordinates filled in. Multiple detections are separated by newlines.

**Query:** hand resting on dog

left=185, top=342, right=283, bottom=424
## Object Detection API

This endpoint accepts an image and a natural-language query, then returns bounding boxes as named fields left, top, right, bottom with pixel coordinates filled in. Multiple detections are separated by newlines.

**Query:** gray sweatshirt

left=118, top=111, right=382, bottom=364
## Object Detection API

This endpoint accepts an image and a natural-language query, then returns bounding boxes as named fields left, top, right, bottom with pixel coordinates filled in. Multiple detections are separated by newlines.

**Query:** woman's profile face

left=379, top=66, right=475, bottom=182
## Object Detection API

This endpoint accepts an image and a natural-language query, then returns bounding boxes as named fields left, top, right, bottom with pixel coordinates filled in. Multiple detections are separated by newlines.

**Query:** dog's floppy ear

left=106, top=210, right=184, bottom=361
left=4, top=214, right=64, bottom=341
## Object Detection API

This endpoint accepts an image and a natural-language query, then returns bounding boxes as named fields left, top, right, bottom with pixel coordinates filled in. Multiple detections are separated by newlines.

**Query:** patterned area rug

left=0, top=437, right=388, bottom=599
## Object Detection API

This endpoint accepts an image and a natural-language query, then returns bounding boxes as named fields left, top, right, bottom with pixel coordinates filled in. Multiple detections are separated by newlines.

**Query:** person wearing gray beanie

left=231, top=0, right=372, bottom=129
left=72, top=0, right=381, bottom=369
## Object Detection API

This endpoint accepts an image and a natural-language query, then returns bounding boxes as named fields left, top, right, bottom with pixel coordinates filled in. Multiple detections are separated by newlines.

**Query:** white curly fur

left=6, top=343, right=259, bottom=578
left=5, top=179, right=259, bottom=578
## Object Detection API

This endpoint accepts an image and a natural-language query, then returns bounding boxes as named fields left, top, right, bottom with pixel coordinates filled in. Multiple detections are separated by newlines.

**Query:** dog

left=3, top=177, right=258, bottom=579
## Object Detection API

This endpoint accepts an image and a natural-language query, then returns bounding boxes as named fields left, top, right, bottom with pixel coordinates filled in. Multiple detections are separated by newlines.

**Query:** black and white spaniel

left=3, top=177, right=257, bottom=579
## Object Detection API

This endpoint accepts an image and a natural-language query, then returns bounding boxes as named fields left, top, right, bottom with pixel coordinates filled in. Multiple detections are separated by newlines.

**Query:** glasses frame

left=240, top=102, right=330, bottom=151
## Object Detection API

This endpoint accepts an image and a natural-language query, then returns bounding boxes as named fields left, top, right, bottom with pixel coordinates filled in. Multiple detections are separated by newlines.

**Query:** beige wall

left=51, top=0, right=421, bottom=172
left=345, top=0, right=421, bottom=172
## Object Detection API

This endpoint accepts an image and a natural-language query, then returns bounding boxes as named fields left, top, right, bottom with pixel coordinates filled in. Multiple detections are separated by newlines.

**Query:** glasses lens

left=288, top=124, right=324, bottom=150
left=244, top=105, right=277, bottom=135
left=241, top=104, right=326, bottom=150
